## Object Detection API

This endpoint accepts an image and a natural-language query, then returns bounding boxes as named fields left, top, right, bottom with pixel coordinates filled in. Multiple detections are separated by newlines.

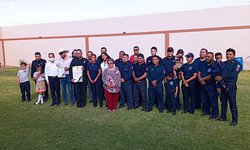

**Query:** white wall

left=1, top=5, right=250, bottom=67
left=89, top=34, right=165, bottom=59
left=170, top=29, right=250, bottom=69
left=1, top=5, right=250, bottom=38
left=0, top=41, right=3, bottom=66
left=4, top=38, right=85, bottom=66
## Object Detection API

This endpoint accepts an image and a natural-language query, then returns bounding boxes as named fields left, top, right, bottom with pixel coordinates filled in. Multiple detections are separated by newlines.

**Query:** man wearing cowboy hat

left=58, top=48, right=75, bottom=107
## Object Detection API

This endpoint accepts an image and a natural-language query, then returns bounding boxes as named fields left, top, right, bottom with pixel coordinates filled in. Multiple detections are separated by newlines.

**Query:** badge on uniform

left=207, top=68, right=211, bottom=73
left=188, top=66, right=193, bottom=70
left=236, top=65, right=240, bottom=71
left=170, top=81, right=174, bottom=85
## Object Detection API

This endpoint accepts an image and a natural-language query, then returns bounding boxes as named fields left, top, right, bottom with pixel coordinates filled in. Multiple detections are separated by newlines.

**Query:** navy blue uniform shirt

left=199, top=61, right=217, bottom=85
left=147, top=64, right=166, bottom=85
left=181, top=63, right=198, bottom=80
left=87, top=62, right=101, bottom=80
left=115, top=59, right=123, bottom=68
left=146, top=55, right=162, bottom=67
left=162, top=56, right=176, bottom=74
left=118, top=61, right=133, bottom=82
left=222, top=59, right=242, bottom=84
left=194, top=58, right=206, bottom=73
left=166, top=79, right=177, bottom=92
left=133, top=63, right=147, bottom=78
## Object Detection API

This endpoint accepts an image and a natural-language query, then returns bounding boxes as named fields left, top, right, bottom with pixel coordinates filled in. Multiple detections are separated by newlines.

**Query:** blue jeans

left=60, top=75, right=74, bottom=104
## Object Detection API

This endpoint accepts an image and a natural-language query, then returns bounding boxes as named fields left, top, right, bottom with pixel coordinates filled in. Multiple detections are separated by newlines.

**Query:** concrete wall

left=4, top=38, right=85, bottom=66
left=0, top=41, right=3, bottom=66
left=1, top=5, right=250, bottom=67
left=170, top=29, right=250, bottom=70
left=89, top=34, right=165, bottom=60
left=2, top=5, right=250, bottom=38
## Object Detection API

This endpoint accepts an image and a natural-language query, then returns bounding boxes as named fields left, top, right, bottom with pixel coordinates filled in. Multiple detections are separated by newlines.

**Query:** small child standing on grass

left=165, top=71, right=178, bottom=115
left=33, top=64, right=46, bottom=105
left=17, top=61, right=31, bottom=102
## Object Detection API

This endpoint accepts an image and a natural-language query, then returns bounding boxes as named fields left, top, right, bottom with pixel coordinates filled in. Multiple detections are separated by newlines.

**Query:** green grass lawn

left=0, top=67, right=250, bottom=150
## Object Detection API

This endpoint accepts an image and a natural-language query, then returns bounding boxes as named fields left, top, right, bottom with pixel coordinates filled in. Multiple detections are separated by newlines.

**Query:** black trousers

left=20, top=81, right=31, bottom=101
left=48, top=76, right=60, bottom=105
left=74, top=82, right=87, bottom=108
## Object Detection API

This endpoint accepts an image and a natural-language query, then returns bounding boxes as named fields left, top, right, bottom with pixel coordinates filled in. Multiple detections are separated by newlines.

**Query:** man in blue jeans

left=58, top=49, right=75, bottom=107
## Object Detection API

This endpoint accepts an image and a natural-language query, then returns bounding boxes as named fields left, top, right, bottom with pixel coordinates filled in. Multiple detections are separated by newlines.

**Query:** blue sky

left=0, top=0, right=250, bottom=26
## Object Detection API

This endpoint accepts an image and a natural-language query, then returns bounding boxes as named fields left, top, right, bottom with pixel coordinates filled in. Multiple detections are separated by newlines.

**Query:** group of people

left=16, top=46, right=242, bottom=126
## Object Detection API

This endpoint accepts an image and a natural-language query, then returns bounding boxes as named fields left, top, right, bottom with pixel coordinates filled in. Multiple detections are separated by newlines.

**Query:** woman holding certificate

left=87, top=54, right=103, bottom=107
left=69, top=49, right=88, bottom=108
left=102, top=58, right=121, bottom=112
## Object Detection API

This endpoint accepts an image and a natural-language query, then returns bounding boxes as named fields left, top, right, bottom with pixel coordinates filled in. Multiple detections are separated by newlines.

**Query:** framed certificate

left=72, top=66, right=83, bottom=82
left=58, top=67, right=66, bottom=78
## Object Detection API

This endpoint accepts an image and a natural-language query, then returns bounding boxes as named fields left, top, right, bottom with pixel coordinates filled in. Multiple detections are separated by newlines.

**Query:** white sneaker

left=35, top=101, right=40, bottom=105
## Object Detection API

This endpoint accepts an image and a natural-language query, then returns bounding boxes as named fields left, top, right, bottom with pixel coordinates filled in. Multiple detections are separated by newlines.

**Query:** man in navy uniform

left=198, top=52, right=218, bottom=119
left=132, top=53, right=148, bottom=111
left=31, top=52, right=48, bottom=101
left=115, top=51, right=125, bottom=68
left=180, top=52, right=198, bottom=114
left=118, top=54, right=134, bottom=110
left=69, top=49, right=88, bottom=108
left=215, top=48, right=242, bottom=126
left=162, top=47, right=181, bottom=111
left=146, top=47, right=162, bottom=67
left=147, top=56, right=165, bottom=113
left=194, top=48, right=207, bottom=109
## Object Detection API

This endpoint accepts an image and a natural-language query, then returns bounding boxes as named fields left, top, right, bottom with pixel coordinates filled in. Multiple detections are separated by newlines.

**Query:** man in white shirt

left=45, top=53, right=60, bottom=106
left=58, top=49, right=75, bottom=107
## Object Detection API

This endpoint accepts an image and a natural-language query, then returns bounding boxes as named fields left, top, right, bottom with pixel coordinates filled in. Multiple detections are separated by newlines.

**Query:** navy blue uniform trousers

left=120, top=80, right=133, bottom=109
left=182, top=81, right=196, bottom=113
left=201, top=84, right=218, bottom=118
left=220, top=83, right=238, bottom=123
left=148, top=83, right=164, bottom=112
